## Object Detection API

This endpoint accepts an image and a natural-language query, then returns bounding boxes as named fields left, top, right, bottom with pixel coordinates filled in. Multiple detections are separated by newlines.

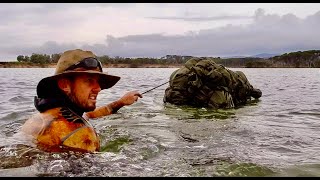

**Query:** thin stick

left=141, top=73, right=189, bottom=95
left=141, top=81, right=170, bottom=95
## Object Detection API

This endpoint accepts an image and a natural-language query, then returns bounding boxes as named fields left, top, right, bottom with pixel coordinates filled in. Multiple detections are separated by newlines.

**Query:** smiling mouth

left=89, top=95, right=97, bottom=100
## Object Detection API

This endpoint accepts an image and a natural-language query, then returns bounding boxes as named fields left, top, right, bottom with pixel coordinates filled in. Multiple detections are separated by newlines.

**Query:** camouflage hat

left=37, top=49, right=120, bottom=98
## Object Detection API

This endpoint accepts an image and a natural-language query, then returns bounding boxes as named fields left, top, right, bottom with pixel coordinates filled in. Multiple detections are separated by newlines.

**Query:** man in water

left=19, top=49, right=142, bottom=153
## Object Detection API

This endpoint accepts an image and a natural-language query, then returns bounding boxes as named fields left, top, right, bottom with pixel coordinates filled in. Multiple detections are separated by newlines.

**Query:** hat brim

left=37, top=71, right=120, bottom=98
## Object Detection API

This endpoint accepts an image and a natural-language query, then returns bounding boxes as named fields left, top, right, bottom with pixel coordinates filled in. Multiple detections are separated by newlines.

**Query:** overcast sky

left=1, top=3, right=320, bottom=61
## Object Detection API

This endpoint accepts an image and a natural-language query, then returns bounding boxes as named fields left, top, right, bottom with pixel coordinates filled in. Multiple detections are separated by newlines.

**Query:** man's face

left=68, top=73, right=101, bottom=112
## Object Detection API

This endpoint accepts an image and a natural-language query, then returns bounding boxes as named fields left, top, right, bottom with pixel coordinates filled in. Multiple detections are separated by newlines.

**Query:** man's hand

left=85, top=90, right=142, bottom=119
left=118, top=90, right=143, bottom=105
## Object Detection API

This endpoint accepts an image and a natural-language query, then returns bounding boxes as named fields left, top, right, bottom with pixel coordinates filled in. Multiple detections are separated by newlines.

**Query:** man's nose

left=92, top=82, right=101, bottom=93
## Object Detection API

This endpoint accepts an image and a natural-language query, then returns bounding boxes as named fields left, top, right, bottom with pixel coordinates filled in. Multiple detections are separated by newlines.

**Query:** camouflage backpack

left=163, top=57, right=262, bottom=108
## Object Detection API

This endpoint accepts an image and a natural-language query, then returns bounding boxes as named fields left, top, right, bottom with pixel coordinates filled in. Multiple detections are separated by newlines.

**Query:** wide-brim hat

left=37, top=49, right=120, bottom=98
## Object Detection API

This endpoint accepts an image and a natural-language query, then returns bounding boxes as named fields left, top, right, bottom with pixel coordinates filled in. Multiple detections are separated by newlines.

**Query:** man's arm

left=20, top=113, right=48, bottom=136
left=85, top=90, right=142, bottom=119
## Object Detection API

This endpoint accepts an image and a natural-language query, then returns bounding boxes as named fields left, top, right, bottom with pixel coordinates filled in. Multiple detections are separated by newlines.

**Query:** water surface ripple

left=0, top=68, right=319, bottom=177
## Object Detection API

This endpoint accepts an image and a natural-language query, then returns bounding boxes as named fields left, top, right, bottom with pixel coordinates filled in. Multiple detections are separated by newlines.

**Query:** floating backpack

left=163, top=57, right=262, bottom=108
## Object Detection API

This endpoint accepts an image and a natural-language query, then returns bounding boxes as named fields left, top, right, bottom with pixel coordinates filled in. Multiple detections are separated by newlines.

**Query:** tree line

left=14, top=49, right=320, bottom=68
left=15, top=53, right=199, bottom=67
left=269, top=50, right=320, bottom=68
left=17, top=53, right=61, bottom=64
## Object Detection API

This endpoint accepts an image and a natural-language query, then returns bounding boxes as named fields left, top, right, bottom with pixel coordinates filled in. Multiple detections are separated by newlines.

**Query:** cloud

left=1, top=7, right=320, bottom=60
left=101, top=9, right=320, bottom=57
left=148, top=15, right=252, bottom=22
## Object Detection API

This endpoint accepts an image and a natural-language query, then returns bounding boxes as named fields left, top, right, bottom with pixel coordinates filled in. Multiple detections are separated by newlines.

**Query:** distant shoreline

left=0, top=62, right=183, bottom=68
left=5, top=49, right=320, bottom=68
left=0, top=63, right=317, bottom=68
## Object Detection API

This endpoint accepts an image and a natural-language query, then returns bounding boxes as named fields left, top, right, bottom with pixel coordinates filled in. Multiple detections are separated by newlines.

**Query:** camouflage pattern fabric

left=163, top=57, right=262, bottom=108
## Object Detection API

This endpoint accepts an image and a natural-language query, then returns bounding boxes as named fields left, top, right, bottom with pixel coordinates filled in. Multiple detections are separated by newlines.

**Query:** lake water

left=0, top=67, right=319, bottom=177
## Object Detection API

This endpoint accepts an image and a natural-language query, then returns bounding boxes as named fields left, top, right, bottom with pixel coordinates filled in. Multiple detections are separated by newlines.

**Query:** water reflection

left=164, top=103, right=237, bottom=120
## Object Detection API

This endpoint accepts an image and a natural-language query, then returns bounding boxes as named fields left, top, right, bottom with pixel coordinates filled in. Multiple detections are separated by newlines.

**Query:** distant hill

left=251, top=53, right=279, bottom=58
left=221, top=53, right=279, bottom=59
left=221, top=55, right=248, bottom=59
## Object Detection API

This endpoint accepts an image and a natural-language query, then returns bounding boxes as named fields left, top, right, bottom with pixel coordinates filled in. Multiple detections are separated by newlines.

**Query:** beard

left=68, top=91, right=96, bottom=112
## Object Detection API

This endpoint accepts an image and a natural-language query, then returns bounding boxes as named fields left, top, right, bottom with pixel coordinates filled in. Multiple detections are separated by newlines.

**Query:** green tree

left=51, top=53, right=61, bottom=63
left=17, top=55, right=30, bottom=62
left=30, top=53, right=50, bottom=64
left=17, top=55, right=25, bottom=62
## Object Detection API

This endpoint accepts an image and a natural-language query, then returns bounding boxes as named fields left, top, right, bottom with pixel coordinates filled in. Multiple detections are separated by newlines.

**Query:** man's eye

left=86, top=78, right=95, bottom=83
